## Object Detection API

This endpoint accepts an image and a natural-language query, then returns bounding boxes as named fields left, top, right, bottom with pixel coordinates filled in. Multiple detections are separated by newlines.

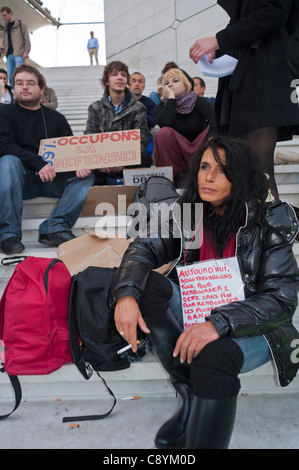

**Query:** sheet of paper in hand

left=199, top=54, right=238, bottom=78
left=176, top=257, right=245, bottom=329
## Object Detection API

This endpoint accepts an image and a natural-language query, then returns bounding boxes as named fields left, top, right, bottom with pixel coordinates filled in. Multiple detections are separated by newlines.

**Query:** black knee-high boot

left=185, top=337, right=244, bottom=449
left=144, top=308, right=193, bottom=449
left=155, top=379, right=194, bottom=449
left=185, top=396, right=238, bottom=449
left=145, top=308, right=192, bottom=386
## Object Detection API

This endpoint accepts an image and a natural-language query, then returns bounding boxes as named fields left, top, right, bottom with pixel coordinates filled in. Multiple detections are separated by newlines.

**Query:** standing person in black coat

left=190, top=0, right=299, bottom=201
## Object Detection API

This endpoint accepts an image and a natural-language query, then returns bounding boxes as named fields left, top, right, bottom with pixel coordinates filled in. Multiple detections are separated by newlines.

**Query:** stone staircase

left=1, top=66, right=299, bottom=403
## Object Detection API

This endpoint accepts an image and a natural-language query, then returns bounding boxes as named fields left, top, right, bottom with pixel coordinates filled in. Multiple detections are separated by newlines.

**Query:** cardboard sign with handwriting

left=38, top=130, right=141, bottom=172
left=176, top=257, right=245, bottom=329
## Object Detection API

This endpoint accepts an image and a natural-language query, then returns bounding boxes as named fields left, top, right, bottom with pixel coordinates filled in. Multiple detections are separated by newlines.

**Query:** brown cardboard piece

left=57, top=233, right=132, bottom=276
left=80, top=185, right=138, bottom=217
left=57, top=232, right=171, bottom=277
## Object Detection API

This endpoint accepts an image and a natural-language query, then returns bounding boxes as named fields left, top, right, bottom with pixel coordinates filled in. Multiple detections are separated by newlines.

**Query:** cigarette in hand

left=117, top=341, right=140, bottom=355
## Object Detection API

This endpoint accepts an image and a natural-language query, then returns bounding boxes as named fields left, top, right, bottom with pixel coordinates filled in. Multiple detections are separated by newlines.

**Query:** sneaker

left=1, top=237, right=25, bottom=256
left=39, top=231, right=76, bottom=247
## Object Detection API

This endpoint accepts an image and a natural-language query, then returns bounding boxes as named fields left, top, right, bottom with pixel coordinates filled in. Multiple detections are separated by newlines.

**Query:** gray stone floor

left=0, top=393, right=298, bottom=450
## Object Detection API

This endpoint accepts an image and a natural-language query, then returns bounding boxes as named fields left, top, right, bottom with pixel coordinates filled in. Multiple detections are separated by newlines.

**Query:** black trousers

left=139, top=272, right=244, bottom=399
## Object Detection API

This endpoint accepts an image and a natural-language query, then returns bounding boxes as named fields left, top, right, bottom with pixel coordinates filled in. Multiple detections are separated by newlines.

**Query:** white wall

left=104, top=0, right=229, bottom=97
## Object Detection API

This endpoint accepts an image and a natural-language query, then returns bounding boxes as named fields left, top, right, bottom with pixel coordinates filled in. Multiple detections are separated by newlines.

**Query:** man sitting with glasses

left=0, top=64, right=95, bottom=255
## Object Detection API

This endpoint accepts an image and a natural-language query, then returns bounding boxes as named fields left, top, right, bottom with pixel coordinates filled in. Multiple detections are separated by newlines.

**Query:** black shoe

left=1, top=237, right=25, bottom=255
left=39, top=231, right=76, bottom=247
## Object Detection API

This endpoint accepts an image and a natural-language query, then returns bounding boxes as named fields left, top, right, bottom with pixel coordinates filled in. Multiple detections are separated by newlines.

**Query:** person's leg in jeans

left=6, top=55, right=24, bottom=88
left=38, top=171, right=95, bottom=235
left=0, top=155, right=30, bottom=243
left=5, top=54, right=15, bottom=88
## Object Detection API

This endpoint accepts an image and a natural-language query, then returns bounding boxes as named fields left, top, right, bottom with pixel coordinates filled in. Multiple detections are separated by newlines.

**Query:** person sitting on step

left=111, top=136, right=299, bottom=449
left=154, top=68, right=217, bottom=187
left=0, top=64, right=95, bottom=256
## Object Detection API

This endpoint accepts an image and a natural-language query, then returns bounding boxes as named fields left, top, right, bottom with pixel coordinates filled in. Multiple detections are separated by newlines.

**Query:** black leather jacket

left=111, top=201, right=299, bottom=387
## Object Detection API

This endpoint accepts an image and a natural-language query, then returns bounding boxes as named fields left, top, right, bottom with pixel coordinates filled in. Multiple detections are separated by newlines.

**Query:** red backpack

left=0, top=256, right=72, bottom=419
left=0, top=256, right=118, bottom=423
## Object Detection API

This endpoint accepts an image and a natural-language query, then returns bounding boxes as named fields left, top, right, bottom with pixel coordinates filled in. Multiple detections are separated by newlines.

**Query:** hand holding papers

left=199, top=54, right=238, bottom=78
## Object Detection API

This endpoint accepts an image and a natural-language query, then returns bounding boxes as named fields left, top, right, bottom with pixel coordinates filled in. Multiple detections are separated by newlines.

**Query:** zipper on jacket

left=263, top=335, right=282, bottom=387
left=165, top=198, right=183, bottom=278
left=235, top=202, right=249, bottom=257
left=286, top=202, right=299, bottom=244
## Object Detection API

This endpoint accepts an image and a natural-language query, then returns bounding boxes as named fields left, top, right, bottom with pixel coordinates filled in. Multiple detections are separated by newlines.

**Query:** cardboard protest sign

left=38, top=130, right=141, bottom=173
left=123, top=166, right=173, bottom=185
left=176, top=257, right=245, bottom=329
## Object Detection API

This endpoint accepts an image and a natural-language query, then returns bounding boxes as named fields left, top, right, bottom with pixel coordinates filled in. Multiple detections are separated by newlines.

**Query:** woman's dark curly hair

left=179, top=135, right=269, bottom=256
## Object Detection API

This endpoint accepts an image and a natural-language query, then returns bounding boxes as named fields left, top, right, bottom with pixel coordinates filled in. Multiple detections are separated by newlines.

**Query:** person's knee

left=191, top=337, right=244, bottom=400
left=155, top=127, right=174, bottom=142
left=85, top=171, right=96, bottom=187
left=0, top=155, right=25, bottom=185
left=139, top=271, right=174, bottom=318
left=66, top=171, right=96, bottom=190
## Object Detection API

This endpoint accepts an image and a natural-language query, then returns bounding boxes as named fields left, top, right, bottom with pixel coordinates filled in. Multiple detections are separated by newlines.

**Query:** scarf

left=162, top=91, right=198, bottom=115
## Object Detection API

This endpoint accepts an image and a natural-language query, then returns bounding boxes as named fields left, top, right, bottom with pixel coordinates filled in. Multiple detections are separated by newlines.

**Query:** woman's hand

left=114, top=297, right=151, bottom=352
left=163, top=85, right=176, bottom=100
left=189, top=36, right=219, bottom=64
left=173, top=321, right=220, bottom=364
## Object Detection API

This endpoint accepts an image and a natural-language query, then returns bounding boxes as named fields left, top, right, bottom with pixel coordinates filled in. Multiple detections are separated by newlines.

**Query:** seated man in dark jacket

left=0, top=64, right=95, bottom=255
left=129, top=71, right=157, bottom=158
left=84, top=61, right=151, bottom=185
left=129, top=72, right=156, bottom=129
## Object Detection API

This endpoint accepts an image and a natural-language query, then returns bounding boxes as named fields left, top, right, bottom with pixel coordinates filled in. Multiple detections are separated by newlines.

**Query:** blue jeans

left=168, top=279, right=272, bottom=374
left=6, top=54, right=24, bottom=88
left=0, top=155, right=95, bottom=243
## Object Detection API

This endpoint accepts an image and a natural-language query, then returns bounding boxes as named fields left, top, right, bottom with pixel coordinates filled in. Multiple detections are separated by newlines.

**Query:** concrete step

left=1, top=346, right=299, bottom=403
left=278, top=183, right=299, bottom=200
left=57, top=93, right=101, bottom=100
left=0, top=350, right=174, bottom=402
left=20, top=216, right=129, bottom=242
left=275, top=164, right=299, bottom=184
left=23, top=197, right=59, bottom=217
left=62, top=113, right=88, bottom=120
left=68, top=119, right=88, bottom=127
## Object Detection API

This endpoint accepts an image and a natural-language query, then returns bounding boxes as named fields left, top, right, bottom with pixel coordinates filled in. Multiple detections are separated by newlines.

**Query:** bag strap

left=62, top=370, right=117, bottom=423
left=65, top=275, right=118, bottom=423
left=1, top=256, right=27, bottom=266
left=68, top=276, right=93, bottom=381
left=0, top=366, right=22, bottom=420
